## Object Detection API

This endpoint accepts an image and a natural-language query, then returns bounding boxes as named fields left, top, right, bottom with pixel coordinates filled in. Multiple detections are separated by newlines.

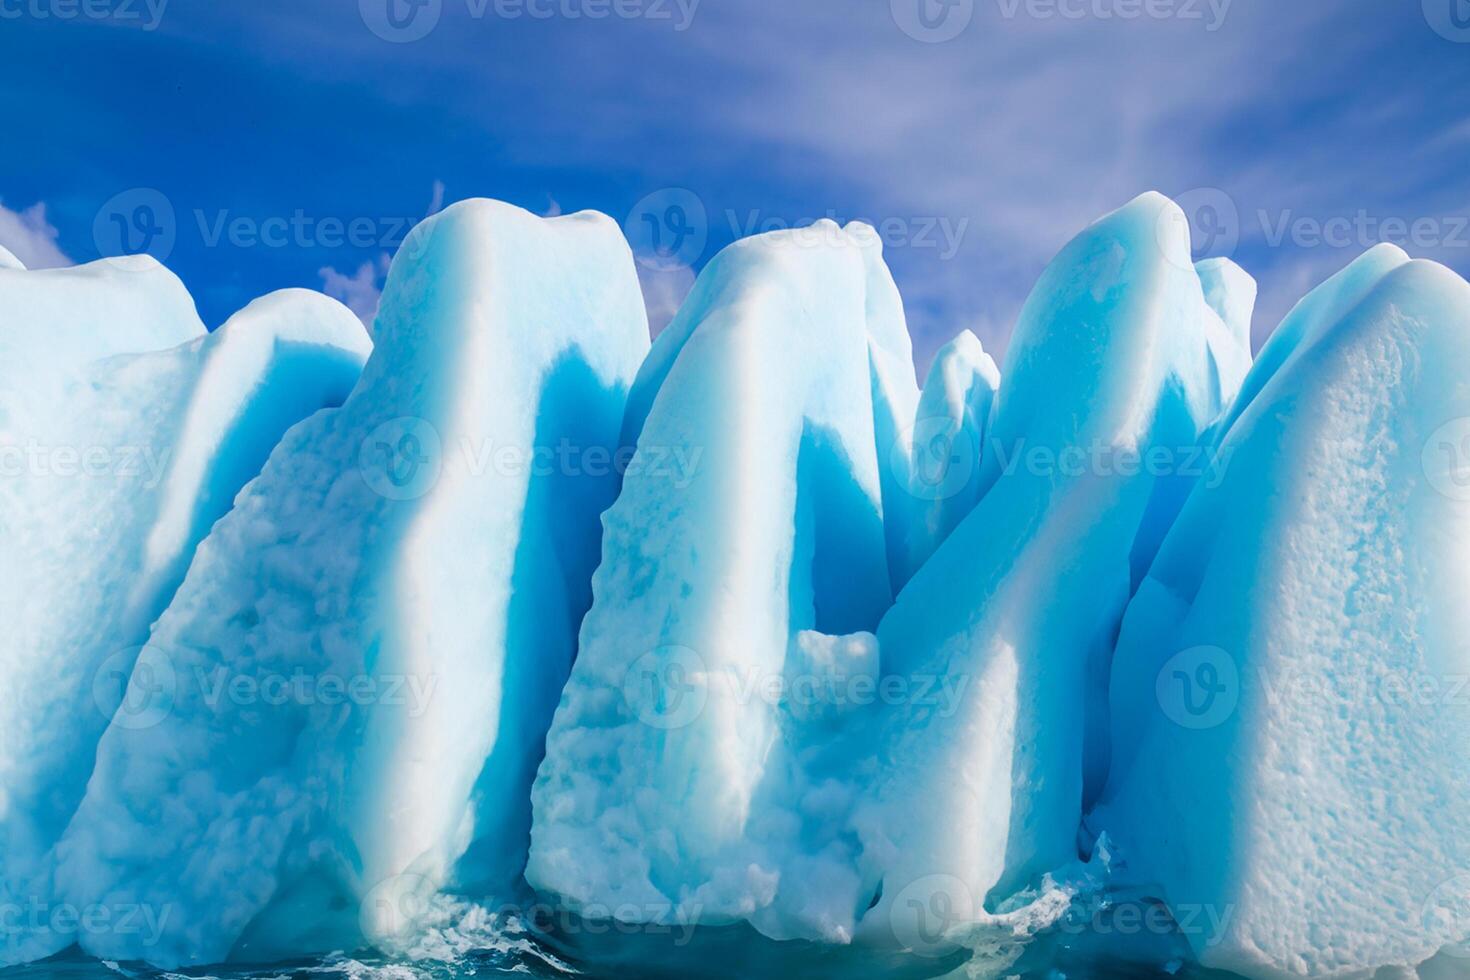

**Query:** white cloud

left=0, top=200, right=71, bottom=270
left=320, top=255, right=388, bottom=333
left=657, top=3, right=1348, bottom=364
left=319, top=181, right=447, bottom=334
left=113, top=4, right=1443, bottom=367
left=636, top=259, right=695, bottom=337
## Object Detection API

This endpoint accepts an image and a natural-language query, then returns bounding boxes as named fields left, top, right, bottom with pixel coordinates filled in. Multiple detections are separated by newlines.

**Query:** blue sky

left=2, top=0, right=1468, bottom=371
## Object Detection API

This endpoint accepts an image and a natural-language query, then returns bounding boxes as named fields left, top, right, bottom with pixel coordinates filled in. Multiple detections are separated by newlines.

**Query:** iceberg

left=51, top=200, right=650, bottom=967
left=1212, top=243, right=1409, bottom=443
left=1, top=255, right=207, bottom=382
left=1096, top=256, right=1470, bottom=978
left=529, top=194, right=1256, bottom=955
left=1196, top=256, right=1257, bottom=350
left=854, top=193, right=1253, bottom=953
left=1193, top=257, right=1256, bottom=440
left=889, top=329, right=1000, bottom=586
left=4, top=189, right=1469, bottom=979
left=529, top=219, right=903, bottom=944
left=0, top=259, right=368, bottom=966
left=856, top=226, right=930, bottom=593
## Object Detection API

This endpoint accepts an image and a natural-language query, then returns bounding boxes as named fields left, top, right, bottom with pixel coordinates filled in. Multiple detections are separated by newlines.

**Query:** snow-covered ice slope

left=1097, top=257, right=1470, bottom=978
left=854, top=193, right=1254, bottom=949
left=1213, top=243, right=1408, bottom=444
left=0, top=255, right=206, bottom=381
left=52, top=200, right=649, bottom=968
left=529, top=220, right=907, bottom=943
left=0, top=258, right=369, bottom=967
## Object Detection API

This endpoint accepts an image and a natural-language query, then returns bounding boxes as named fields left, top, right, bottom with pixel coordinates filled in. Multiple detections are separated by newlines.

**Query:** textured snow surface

left=855, top=192, right=1253, bottom=951
left=0, top=263, right=368, bottom=966
left=50, top=201, right=649, bottom=968
left=1097, top=256, right=1470, bottom=978
left=3, top=192, right=1470, bottom=980
left=530, top=219, right=902, bottom=943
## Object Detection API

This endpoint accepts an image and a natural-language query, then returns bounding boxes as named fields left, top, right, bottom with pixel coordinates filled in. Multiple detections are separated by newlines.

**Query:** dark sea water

left=0, top=868, right=1260, bottom=980
left=0, top=921, right=1248, bottom=980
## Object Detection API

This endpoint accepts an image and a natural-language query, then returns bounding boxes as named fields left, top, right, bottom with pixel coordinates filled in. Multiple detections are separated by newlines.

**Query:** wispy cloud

left=0, top=200, right=71, bottom=270
left=320, top=255, right=388, bottom=332
left=6, top=1, right=1466, bottom=369
left=635, top=260, right=695, bottom=337
left=227, top=0, right=1446, bottom=363
left=319, top=181, right=447, bottom=333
